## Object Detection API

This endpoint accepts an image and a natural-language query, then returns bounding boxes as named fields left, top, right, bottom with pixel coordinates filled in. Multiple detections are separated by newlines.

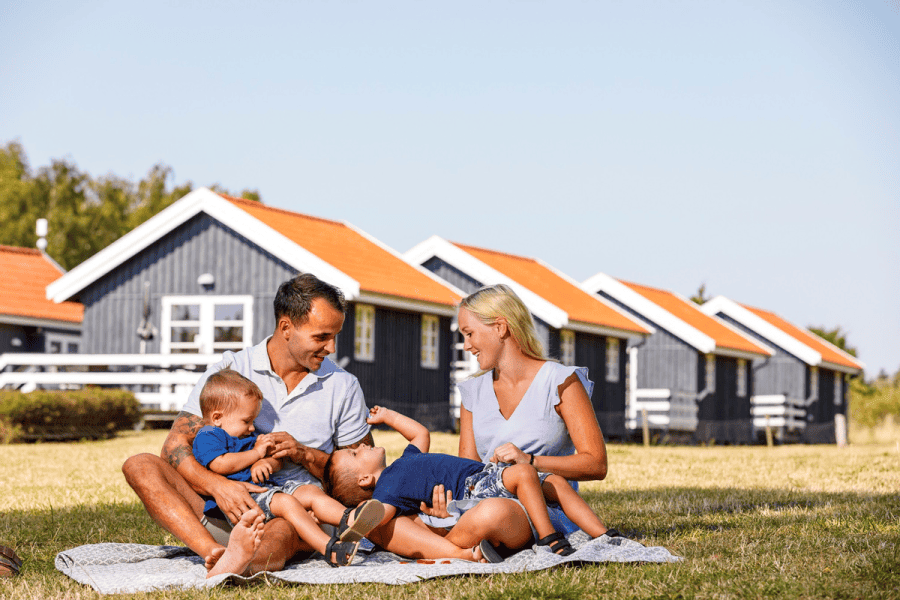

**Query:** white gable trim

left=404, top=236, right=569, bottom=329
left=536, top=257, right=654, bottom=339
left=0, top=314, right=82, bottom=331
left=357, top=292, right=457, bottom=317
left=701, top=296, right=819, bottom=365
left=581, top=272, right=716, bottom=353
left=47, top=188, right=360, bottom=303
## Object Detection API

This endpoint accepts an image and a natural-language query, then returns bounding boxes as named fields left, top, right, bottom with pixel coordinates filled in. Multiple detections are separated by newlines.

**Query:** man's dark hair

left=274, top=273, right=347, bottom=325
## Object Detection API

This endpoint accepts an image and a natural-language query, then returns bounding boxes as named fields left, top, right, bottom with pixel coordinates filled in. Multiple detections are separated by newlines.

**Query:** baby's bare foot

left=206, top=508, right=265, bottom=578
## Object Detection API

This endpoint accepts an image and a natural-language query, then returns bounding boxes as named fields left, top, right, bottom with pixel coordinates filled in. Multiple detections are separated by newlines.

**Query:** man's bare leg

left=206, top=508, right=264, bottom=578
left=122, top=453, right=309, bottom=573
left=122, top=453, right=221, bottom=559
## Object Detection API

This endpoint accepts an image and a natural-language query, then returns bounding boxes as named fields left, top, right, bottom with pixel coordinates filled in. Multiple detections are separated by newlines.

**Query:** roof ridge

left=0, top=245, right=41, bottom=256
left=451, top=241, right=535, bottom=262
left=221, top=194, right=347, bottom=228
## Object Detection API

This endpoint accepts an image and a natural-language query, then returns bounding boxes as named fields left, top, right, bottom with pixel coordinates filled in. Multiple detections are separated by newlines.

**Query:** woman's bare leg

left=444, top=498, right=533, bottom=552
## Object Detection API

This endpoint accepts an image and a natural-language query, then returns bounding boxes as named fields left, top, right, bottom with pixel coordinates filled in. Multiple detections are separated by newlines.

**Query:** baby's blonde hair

left=459, top=284, right=548, bottom=362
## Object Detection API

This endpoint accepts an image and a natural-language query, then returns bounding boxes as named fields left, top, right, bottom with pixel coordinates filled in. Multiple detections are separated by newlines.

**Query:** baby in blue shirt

left=193, top=368, right=383, bottom=569
left=325, top=406, right=611, bottom=560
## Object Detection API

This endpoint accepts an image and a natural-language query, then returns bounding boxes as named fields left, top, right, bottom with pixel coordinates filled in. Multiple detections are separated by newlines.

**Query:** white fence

left=0, top=353, right=219, bottom=412
left=627, top=388, right=700, bottom=432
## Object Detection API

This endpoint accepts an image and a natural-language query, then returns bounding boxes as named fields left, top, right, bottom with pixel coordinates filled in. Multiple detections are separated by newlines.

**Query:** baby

left=326, top=405, right=610, bottom=560
left=192, top=368, right=383, bottom=574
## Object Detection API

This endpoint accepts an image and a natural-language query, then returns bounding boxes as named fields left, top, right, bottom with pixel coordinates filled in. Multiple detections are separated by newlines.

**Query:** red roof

left=621, top=280, right=770, bottom=356
left=452, top=242, right=649, bottom=334
left=741, top=304, right=863, bottom=371
left=221, top=196, right=460, bottom=307
left=0, top=245, right=83, bottom=324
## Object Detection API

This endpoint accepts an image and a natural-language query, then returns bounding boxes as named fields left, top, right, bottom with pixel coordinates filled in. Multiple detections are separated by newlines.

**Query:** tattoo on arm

left=164, top=412, right=203, bottom=468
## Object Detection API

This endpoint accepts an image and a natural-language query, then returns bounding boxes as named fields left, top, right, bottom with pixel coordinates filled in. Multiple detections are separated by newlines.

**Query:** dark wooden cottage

left=582, top=273, right=772, bottom=444
left=405, top=236, right=651, bottom=439
left=47, top=188, right=462, bottom=430
left=702, top=296, right=863, bottom=444
left=0, top=245, right=82, bottom=356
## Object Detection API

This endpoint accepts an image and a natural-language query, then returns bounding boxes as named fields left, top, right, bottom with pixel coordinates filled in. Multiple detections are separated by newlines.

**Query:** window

left=354, top=304, right=375, bottom=362
left=421, top=315, right=440, bottom=369
left=834, top=373, right=842, bottom=406
left=736, top=359, right=747, bottom=397
left=606, top=338, right=620, bottom=382
left=705, top=354, right=716, bottom=392
left=161, top=296, right=253, bottom=354
left=809, top=366, right=819, bottom=399
left=560, top=330, right=575, bottom=366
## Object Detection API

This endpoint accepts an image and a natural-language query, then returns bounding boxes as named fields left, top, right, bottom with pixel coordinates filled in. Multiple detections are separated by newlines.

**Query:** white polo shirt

left=183, top=336, right=370, bottom=486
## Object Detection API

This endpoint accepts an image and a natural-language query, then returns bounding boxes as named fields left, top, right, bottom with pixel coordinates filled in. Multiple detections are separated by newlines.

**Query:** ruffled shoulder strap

left=546, top=363, right=594, bottom=404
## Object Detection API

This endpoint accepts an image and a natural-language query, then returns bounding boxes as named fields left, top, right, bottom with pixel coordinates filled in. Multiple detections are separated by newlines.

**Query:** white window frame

left=705, top=354, right=716, bottom=392
left=354, top=303, right=375, bottom=362
left=560, top=329, right=575, bottom=366
left=161, top=295, right=253, bottom=355
left=833, top=373, right=842, bottom=406
left=736, top=358, right=747, bottom=397
left=809, top=366, right=819, bottom=399
left=606, top=338, right=620, bottom=382
left=420, top=314, right=440, bottom=369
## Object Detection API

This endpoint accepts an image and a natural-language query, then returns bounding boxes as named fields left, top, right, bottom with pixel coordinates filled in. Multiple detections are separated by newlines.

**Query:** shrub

left=0, top=388, right=141, bottom=443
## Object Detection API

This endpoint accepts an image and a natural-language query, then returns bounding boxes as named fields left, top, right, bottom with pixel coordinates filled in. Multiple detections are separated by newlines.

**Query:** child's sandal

left=338, top=499, right=385, bottom=543
left=324, top=532, right=359, bottom=567
left=536, top=532, right=575, bottom=556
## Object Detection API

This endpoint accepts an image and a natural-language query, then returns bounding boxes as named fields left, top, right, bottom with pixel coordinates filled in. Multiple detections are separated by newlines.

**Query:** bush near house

left=0, top=389, right=140, bottom=443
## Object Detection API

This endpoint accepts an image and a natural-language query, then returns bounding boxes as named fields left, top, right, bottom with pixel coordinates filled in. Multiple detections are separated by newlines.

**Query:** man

left=122, top=274, right=374, bottom=574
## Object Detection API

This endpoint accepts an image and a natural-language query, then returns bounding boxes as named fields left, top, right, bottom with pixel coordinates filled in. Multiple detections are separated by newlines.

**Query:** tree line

left=0, top=140, right=260, bottom=271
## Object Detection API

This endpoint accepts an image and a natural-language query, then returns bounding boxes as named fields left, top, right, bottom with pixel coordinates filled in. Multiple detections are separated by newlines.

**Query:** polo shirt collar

left=251, top=335, right=338, bottom=385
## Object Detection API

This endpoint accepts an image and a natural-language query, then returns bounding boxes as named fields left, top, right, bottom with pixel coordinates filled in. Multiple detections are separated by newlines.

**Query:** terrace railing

left=0, top=353, right=219, bottom=413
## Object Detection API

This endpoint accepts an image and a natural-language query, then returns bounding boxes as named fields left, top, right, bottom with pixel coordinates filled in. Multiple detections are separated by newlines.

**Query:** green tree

left=808, top=325, right=858, bottom=358
left=0, top=141, right=261, bottom=270
left=690, top=282, right=710, bottom=305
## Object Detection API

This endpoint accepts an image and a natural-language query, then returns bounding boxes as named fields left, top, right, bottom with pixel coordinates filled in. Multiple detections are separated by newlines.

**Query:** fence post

left=765, top=415, right=774, bottom=447
left=642, top=408, right=650, bottom=447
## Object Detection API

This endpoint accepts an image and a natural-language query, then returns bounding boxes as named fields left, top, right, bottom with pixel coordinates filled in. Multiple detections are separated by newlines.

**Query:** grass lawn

left=1, top=430, right=898, bottom=599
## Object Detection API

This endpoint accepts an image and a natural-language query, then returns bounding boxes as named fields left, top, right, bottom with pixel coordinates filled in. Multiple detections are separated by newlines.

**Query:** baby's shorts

left=462, top=462, right=552, bottom=502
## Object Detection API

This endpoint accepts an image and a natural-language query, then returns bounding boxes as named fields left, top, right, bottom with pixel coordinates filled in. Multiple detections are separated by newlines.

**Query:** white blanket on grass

left=55, top=531, right=682, bottom=594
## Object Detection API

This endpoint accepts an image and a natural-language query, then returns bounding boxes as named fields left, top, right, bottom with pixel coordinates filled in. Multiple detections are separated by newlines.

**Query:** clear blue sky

left=3, top=1, right=898, bottom=376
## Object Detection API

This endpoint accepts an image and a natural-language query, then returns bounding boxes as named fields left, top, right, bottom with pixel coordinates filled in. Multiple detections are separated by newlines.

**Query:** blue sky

left=3, top=1, right=898, bottom=375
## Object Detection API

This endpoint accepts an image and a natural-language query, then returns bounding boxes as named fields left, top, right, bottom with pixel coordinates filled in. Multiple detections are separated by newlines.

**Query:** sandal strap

left=536, top=531, right=574, bottom=556
left=324, top=533, right=358, bottom=568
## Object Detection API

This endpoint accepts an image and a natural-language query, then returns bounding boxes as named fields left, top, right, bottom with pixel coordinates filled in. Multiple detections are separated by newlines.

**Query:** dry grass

left=1, top=430, right=898, bottom=599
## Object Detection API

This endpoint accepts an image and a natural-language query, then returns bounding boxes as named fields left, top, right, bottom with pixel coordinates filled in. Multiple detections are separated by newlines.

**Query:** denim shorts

left=252, top=479, right=317, bottom=520
left=462, top=462, right=552, bottom=501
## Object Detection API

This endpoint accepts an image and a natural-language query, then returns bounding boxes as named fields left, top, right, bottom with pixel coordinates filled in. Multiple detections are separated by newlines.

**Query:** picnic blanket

left=55, top=531, right=682, bottom=594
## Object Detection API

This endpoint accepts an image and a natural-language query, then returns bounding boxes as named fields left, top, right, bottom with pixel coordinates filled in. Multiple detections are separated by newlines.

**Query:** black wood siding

left=339, top=303, right=453, bottom=431
left=695, top=355, right=753, bottom=444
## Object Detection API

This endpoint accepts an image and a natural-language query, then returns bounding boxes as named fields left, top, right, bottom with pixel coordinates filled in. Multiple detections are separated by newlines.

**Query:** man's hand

left=210, top=478, right=267, bottom=525
left=265, top=431, right=309, bottom=465
left=419, top=484, right=453, bottom=518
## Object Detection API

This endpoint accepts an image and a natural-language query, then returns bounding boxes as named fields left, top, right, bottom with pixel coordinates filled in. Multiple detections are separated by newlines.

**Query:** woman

left=368, top=284, right=608, bottom=557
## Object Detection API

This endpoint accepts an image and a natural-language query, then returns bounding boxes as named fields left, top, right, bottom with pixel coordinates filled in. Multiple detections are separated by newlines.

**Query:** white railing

left=626, top=388, right=699, bottom=432
left=0, top=353, right=220, bottom=412
left=750, top=394, right=806, bottom=433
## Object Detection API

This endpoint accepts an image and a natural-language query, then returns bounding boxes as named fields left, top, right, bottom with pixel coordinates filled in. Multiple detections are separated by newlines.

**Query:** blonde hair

left=459, top=284, right=548, bottom=362
left=199, top=368, right=263, bottom=419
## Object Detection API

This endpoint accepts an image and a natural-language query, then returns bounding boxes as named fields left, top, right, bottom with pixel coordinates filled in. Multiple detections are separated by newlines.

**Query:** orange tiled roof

left=452, top=242, right=649, bottom=334
left=0, top=245, right=83, bottom=324
left=621, top=280, right=770, bottom=356
left=741, top=304, right=862, bottom=371
left=222, top=196, right=460, bottom=307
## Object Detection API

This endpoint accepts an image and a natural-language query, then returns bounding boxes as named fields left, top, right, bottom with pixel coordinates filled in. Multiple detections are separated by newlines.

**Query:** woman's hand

left=490, top=442, right=530, bottom=465
left=419, top=484, right=453, bottom=518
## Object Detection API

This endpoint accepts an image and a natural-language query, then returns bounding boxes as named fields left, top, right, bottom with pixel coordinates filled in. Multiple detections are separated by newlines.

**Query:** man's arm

left=267, top=430, right=375, bottom=481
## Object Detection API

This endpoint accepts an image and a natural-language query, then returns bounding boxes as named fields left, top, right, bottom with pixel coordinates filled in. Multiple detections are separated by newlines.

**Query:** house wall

left=77, top=213, right=296, bottom=354
left=576, top=333, right=627, bottom=439
left=696, top=355, right=753, bottom=444
left=804, top=367, right=842, bottom=443
left=0, top=323, right=80, bottom=354
left=714, top=314, right=806, bottom=399
left=339, top=303, right=453, bottom=431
